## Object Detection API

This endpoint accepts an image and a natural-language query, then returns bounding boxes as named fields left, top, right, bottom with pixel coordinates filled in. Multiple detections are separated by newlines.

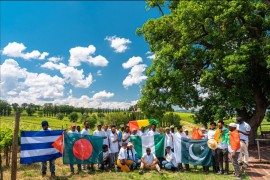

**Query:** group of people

left=40, top=116, right=250, bottom=180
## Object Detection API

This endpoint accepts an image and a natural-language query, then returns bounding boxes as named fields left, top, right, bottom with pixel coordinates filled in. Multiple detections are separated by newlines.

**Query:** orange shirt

left=229, top=130, right=240, bottom=151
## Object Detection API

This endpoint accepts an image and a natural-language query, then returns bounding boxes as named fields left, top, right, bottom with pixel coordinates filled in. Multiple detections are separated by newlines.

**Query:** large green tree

left=137, top=0, right=270, bottom=143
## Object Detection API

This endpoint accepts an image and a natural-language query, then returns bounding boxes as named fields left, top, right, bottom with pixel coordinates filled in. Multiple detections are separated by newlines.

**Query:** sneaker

left=51, top=172, right=56, bottom=177
left=217, top=171, right=223, bottom=175
left=158, top=170, right=163, bottom=174
left=139, top=169, right=143, bottom=174
left=242, top=164, right=248, bottom=168
left=236, top=176, right=242, bottom=180
left=224, top=172, right=228, bottom=175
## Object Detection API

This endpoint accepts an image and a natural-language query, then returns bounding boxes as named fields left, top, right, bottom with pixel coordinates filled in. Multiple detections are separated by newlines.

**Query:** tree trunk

left=4, top=146, right=9, bottom=167
left=0, top=154, right=3, bottom=180
left=11, top=110, right=20, bottom=180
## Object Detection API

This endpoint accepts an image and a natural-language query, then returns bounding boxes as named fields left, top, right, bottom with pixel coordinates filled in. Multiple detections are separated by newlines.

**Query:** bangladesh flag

left=63, top=133, right=103, bottom=164
left=130, top=134, right=165, bottom=158
left=181, top=138, right=212, bottom=166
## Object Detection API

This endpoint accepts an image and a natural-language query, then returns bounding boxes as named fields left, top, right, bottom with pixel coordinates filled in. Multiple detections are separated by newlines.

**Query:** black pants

left=217, top=148, right=229, bottom=173
left=99, top=157, right=110, bottom=169
left=212, top=149, right=218, bottom=172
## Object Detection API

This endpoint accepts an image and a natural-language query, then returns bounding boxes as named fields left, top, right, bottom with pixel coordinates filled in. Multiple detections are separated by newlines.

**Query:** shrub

left=56, top=113, right=64, bottom=120
left=69, top=112, right=79, bottom=122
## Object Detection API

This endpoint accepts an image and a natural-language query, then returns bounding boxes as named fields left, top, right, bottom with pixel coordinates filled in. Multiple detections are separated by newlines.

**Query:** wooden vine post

left=11, top=110, right=20, bottom=180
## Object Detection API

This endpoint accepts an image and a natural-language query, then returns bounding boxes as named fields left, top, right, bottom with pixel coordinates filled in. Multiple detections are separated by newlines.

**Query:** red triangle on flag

left=52, top=134, right=64, bottom=154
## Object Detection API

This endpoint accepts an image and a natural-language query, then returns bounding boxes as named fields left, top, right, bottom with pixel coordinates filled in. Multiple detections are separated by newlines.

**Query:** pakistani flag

left=181, top=138, right=212, bottom=166
left=130, top=135, right=165, bottom=158
left=63, top=133, right=103, bottom=164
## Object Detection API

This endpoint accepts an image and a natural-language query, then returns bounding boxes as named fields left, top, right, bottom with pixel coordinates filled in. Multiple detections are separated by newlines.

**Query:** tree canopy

left=137, top=0, right=270, bottom=141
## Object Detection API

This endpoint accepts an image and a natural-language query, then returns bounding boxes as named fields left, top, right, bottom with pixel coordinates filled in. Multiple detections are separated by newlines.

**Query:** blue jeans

left=41, top=160, right=55, bottom=173
left=70, top=164, right=82, bottom=173
left=162, top=160, right=174, bottom=170
left=131, top=159, right=141, bottom=169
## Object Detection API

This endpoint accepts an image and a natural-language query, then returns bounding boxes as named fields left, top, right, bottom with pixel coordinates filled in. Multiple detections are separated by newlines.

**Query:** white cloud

left=92, top=90, right=114, bottom=101
left=69, top=45, right=108, bottom=67
left=96, top=70, right=102, bottom=76
left=122, top=56, right=143, bottom=69
left=123, top=64, right=148, bottom=88
left=2, top=42, right=49, bottom=60
left=105, top=36, right=131, bottom=53
left=41, top=62, right=67, bottom=70
left=48, top=56, right=63, bottom=62
left=1, top=59, right=65, bottom=104
left=60, top=66, right=93, bottom=88
left=147, top=54, right=156, bottom=60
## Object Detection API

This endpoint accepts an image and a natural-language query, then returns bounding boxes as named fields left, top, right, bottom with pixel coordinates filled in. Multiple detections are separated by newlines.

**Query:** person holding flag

left=81, top=121, right=92, bottom=171
left=165, top=127, right=174, bottom=152
left=93, top=123, right=107, bottom=145
left=68, top=123, right=81, bottom=175
left=147, top=123, right=160, bottom=136
left=122, top=125, right=131, bottom=144
left=228, top=123, right=242, bottom=180
left=40, top=121, right=55, bottom=178
left=174, top=125, right=188, bottom=171
left=162, top=146, right=177, bottom=171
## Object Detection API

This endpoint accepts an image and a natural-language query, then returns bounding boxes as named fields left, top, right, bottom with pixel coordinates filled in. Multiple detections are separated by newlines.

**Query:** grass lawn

left=3, top=157, right=249, bottom=180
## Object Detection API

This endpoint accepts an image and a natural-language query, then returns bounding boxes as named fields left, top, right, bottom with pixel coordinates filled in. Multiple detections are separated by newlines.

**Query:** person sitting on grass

left=68, top=123, right=81, bottom=175
left=162, top=146, right=177, bottom=171
left=116, top=142, right=133, bottom=172
left=127, top=142, right=140, bottom=170
left=139, top=147, right=162, bottom=174
left=99, top=144, right=110, bottom=170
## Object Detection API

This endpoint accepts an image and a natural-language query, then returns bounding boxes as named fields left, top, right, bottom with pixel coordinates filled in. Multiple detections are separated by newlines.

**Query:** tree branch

left=157, top=4, right=165, bottom=16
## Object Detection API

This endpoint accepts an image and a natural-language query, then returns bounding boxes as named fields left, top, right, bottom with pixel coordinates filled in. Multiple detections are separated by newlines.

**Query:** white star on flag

left=200, top=146, right=205, bottom=150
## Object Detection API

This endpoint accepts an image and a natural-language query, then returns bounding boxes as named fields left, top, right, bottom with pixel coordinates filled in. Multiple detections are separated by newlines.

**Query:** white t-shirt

left=103, top=150, right=110, bottom=158
left=103, top=129, right=111, bottom=146
left=118, top=147, right=127, bottom=160
left=123, top=132, right=130, bottom=143
left=40, top=128, right=52, bottom=131
left=142, top=153, right=156, bottom=164
left=68, top=130, right=78, bottom=134
left=208, top=129, right=216, bottom=140
left=81, top=128, right=90, bottom=135
left=202, top=132, right=208, bottom=139
left=147, top=130, right=160, bottom=136
left=109, top=132, right=119, bottom=153
left=237, top=122, right=251, bottom=142
left=165, top=151, right=177, bottom=167
left=138, top=130, right=148, bottom=136
left=165, top=133, right=173, bottom=148
left=93, top=129, right=107, bottom=145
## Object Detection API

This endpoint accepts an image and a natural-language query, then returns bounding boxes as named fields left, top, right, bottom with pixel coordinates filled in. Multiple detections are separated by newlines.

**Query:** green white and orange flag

left=128, top=119, right=159, bottom=130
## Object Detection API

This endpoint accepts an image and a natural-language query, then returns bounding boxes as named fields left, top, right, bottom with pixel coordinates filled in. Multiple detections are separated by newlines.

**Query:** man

left=116, top=142, right=133, bottom=172
left=201, top=127, right=208, bottom=139
left=40, top=121, right=55, bottom=177
left=122, top=125, right=130, bottom=143
left=109, top=125, right=119, bottom=168
left=208, top=122, right=218, bottom=173
left=76, top=125, right=81, bottom=133
left=165, top=127, right=174, bottom=151
left=81, top=121, right=92, bottom=171
left=184, top=129, right=191, bottom=139
left=170, top=125, right=175, bottom=135
left=93, top=123, right=107, bottom=145
left=130, top=128, right=139, bottom=136
left=68, top=123, right=81, bottom=174
left=127, top=142, right=140, bottom=170
left=138, top=126, right=148, bottom=136
left=162, top=146, right=177, bottom=171
left=100, top=144, right=110, bottom=170
left=117, top=125, right=124, bottom=149
left=216, top=120, right=229, bottom=175
left=147, top=123, right=159, bottom=136
left=158, top=127, right=164, bottom=134
left=236, top=116, right=251, bottom=168
left=228, top=123, right=242, bottom=180
left=173, top=125, right=188, bottom=171
left=139, top=148, right=162, bottom=174
left=103, top=124, right=111, bottom=146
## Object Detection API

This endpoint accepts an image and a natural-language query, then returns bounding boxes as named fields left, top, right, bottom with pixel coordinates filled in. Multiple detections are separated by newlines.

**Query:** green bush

left=69, top=112, right=79, bottom=122
left=56, top=113, right=64, bottom=120
left=162, top=112, right=181, bottom=127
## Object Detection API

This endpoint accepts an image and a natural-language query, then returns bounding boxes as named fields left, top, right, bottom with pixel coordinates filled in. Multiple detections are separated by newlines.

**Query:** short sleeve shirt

left=123, top=132, right=130, bottom=143
left=81, top=128, right=90, bottom=135
left=237, top=122, right=251, bottom=142
left=142, top=153, right=156, bottom=164
left=118, top=147, right=127, bottom=160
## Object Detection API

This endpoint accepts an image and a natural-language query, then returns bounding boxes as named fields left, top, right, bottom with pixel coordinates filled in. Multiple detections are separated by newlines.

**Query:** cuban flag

left=20, top=130, right=64, bottom=164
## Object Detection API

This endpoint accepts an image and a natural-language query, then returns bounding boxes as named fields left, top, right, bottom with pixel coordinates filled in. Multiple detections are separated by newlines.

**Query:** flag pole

left=11, top=110, right=20, bottom=180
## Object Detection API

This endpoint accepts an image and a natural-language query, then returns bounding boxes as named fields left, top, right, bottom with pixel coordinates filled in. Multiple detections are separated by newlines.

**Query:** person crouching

left=139, top=148, right=162, bottom=174
left=116, top=142, right=133, bottom=172
left=99, top=144, right=110, bottom=170
left=162, top=146, right=177, bottom=171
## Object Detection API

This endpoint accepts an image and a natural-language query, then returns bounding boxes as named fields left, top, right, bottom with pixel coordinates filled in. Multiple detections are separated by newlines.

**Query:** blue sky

left=1, top=1, right=163, bottom=109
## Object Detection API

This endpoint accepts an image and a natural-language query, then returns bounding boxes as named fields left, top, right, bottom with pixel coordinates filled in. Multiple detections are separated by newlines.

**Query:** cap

left=170, top=125, right=174, bottom=128
left=127, top=142, right=133, bottom=147
left=201, top=127, right=206, bottom=131
left=229, top=123, right=237, bottom=128
left=166, top=146, right=171, bottom=149
left=97, top=123, right=102, bottom=126
left=41, top=120, right=48, bottom=127
left=120, top=124, right=124, bottom=128
left=165, top=127, right=169, bottom=130
left=132, top=128, right=136, bottom=132
left=71, top=123, right=76, bottom=127
left=184, top=129, right=188, bottom=132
